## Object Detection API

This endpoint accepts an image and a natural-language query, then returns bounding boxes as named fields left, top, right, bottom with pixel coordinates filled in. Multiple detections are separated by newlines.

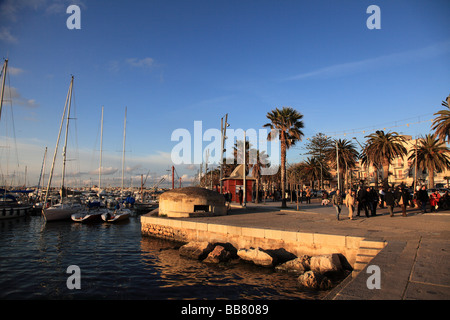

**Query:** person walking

left=344, top=189, right=356, bottom=220
left=417, top=185, right=429, bottom=213
left=356, top=186, right=364, bottom=217
left=332, top=189, right=343, bottom=220
left=321, top=189, right=329, bottom=205
left=430, top=190, right=441, bottom=212
left=306, top=187, right=311, bottom=204
left=378, top=186, right=385, bottom=208
left=238, top=187, right=243, bottom=205
left=397, top=185, right=410, bottom=217
left=385, top=187, right=395, bottom=217
left=370, top=187, right=379, bottom=216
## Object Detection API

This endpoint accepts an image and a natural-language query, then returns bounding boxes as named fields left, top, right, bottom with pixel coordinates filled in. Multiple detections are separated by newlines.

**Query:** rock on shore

left=179, top=241, right=215, bottom=260
left=237, top=247, right=275, bottom=267
left=178, top=241, right=351, bottom=291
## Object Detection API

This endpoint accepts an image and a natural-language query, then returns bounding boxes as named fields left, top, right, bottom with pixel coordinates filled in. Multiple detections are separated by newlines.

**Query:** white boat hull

left=101, top=209, right=130, bottom=222
left=43, top=204, right=82, bottom=222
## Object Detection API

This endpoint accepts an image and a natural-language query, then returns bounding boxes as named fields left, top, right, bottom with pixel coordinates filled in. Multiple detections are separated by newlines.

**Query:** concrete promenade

left=179, top=198, right=450, bottom=300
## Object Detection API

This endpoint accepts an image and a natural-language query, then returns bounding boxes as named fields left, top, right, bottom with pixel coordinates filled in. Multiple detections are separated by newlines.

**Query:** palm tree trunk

left=382, top=158, right=390, bottom=188
left=428, top=164, right=434, bottom=189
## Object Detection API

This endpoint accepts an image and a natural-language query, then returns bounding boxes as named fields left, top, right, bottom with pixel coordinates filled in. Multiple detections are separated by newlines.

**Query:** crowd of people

left=328, top=184, right=450, bottom=221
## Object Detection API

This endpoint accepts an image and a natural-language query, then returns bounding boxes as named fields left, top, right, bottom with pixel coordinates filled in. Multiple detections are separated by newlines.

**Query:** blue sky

left=1, top=0, right=449, bottom=188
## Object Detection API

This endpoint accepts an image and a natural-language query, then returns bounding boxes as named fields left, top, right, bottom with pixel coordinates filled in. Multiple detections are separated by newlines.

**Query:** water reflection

left=0, top=216, right=326, bottom=300
left=140, top=237, right=325, bottom=300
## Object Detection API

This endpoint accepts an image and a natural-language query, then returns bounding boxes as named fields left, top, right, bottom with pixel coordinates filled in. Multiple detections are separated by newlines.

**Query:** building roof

left=221, top=164, right=256, bottom=181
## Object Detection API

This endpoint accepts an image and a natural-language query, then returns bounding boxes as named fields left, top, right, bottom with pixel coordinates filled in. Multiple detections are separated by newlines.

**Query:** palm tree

left=431, top=94, right=450, bottom=143
left=297, top=157, right=324, bottom=189
left=264, top=107, right=304, bottom=208
left=325, top=139, right=359, bottom=190
left=363, top=130, right=407, bottom=187
left=408, top=134, right=450, bottom=189
left=250, top=150, right=268, bottom=203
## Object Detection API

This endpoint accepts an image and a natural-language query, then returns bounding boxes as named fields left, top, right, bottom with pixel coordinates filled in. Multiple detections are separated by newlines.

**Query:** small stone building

left=158, top=187, right=227, bottom=218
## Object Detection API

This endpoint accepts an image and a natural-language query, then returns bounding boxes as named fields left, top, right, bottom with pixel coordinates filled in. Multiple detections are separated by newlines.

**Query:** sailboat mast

left=121, top=107, right=127, bottom=198
left=61, top=76, right=74, bottom=198
left=0, top=59, right=8, bottom=121
left=36, top=147, right=48, bottom=198
left=42, top=75, right=73, bottom=212
left=99, top=106, right=104, bottom=191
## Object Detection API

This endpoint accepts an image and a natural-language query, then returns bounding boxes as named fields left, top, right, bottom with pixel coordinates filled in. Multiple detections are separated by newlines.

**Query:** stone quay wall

left=140, top=215, right=385, bottom=268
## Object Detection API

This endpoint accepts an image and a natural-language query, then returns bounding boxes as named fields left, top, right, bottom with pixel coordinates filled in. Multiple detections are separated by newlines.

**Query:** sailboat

left=71, top=106, right=109, bottom=222
left=102, top=107, right=131, bottom=222
left=0, top=58, right=33, bottom=219
left=42, top=76, right=82, bottom=222
left=72, top=106, right=110, bottom=223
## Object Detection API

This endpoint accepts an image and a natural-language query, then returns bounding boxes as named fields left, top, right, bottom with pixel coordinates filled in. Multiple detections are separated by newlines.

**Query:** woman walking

left=345, top=189, right=356, bottom=220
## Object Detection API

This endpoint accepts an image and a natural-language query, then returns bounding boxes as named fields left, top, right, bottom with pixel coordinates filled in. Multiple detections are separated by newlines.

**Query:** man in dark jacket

left=332, top=189, right=343, bottom=220
left=385, top=188, right=395, bottom=217
left=357, top=186, right=370, bottom=217
left=370, top=187, right=379, bottom=216
left=397, top=184, right=410, bottom=217
left=417, top=185, right=429, bottom=213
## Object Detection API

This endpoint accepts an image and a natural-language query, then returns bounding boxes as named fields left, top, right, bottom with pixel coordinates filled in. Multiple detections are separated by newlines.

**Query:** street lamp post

left=336, top=140, right=340, bottom=191
left=353, top=137, right=368, bottom=186
left=220, top=114, right=229, bottom=194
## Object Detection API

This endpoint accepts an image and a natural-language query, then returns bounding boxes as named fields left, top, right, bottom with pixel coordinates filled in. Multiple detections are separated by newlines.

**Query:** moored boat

left=101, top=208, right=131, bottom=222
left=43, top=202, right=82, bottom=222
left=71, top=209, right=104, bottom=223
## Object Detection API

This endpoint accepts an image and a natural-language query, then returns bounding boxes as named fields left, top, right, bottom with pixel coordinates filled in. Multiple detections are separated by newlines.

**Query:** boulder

left=275, top=255, right=311, bottom=273
left=310, top=253, right=343, bottom=274
left=264, top=248, right=297, bottom=265
left=237, top=247, right=275, bottom=267
left=297, top=271, right=332, bottom=290
left=203, top=245, right=233, bottom=263
left=179, top=241, right=215, bottom=260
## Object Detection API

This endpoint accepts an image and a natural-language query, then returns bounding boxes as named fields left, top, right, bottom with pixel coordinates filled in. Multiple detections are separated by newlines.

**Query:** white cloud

left=89, top=166, right=118, bottom=176
left=126, top=57, right=155, bottom=68
left=283, top=40, right=450, bottom=81
left=0, top=27, right=18, bottom=43
left=9, top=67, right=24, bottom=75
left=4, top=87, right=38, bottom=108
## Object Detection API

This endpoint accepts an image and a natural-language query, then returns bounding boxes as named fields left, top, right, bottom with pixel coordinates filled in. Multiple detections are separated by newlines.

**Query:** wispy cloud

left=0, top=27, right=18, bottom=43
left=5, top=87, right=38, bottom=108
left=9, top=66, right=24, bottom=75
left=89, top=167, right=118, bottom=176
left=282, top=40, right=450, bottom=81
left=126, top=57, right=155, bottom=68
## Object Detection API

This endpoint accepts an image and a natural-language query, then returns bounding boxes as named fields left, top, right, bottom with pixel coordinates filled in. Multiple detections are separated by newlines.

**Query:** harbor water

left=0, top=215, right=328, bottom=300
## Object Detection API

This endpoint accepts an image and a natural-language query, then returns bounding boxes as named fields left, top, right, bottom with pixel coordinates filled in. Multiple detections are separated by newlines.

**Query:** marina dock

left=141, top=199, right=450, bottom=300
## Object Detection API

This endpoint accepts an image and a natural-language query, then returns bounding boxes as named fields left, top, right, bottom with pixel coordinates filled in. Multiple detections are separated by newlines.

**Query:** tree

left=363, top=130, right=407, bottom=188
left=431, top=94, right=450, bottom=144
left=305, top=133, right=333, bottom=189
left=264, top=107, right=304, bottom=208
left=325, top=138, right=358, bottom=190
left=297, top=157, right=323, bottom=189
left=250, top=150, right=268, bottom=204
left=408, top=134, right=450, bottom=189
